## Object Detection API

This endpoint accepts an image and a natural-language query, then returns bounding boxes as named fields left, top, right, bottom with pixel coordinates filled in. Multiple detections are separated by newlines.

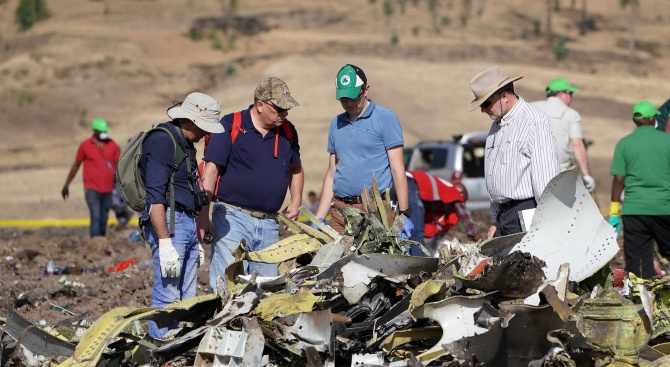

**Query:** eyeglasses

left=480, top=93, right=500, bottom=109
left=338, top=88, right=365, bottom=103
left=263, top=101, right=288, bottom=114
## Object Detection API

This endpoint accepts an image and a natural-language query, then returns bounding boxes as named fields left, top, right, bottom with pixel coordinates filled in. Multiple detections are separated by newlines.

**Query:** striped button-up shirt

left=484, top=97, right=560, bottom=224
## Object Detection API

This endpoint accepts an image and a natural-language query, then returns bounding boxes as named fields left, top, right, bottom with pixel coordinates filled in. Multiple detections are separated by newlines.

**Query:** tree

left=15, top=0, right=51, bottom=31
left=619, top=0, right=639, bottom=64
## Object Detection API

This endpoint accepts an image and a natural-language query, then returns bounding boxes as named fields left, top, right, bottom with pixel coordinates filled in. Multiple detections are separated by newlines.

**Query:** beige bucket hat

left=468, top=66, right=523, bottom=112
left=167, top=92, right=224, bottom=133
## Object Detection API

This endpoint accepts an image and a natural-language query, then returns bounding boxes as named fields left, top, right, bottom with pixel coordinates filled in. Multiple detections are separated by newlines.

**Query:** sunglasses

left=263, top=101, right=288, bottom=114
left=339, top=88, right=365, bottom=103
left=480, top=93, right=500, bottom=109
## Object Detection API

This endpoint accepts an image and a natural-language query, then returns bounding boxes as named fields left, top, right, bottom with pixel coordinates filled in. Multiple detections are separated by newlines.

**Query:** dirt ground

left=0, top=210, right=625, bottom=329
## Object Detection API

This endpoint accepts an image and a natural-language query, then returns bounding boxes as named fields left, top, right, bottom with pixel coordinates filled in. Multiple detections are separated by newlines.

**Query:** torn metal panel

left=281, top=309, right=331, bottom=352
left=238, top=273, right=288, bottom=286
left=193, top=318, right=264, bottom=367
left=315, top=253, right=438, bottom=305
left=245, top=234, right=323, bottom=264
left=299, top=206, right=340, bottom=240
left=254, top=292, right=320, bottom=321
left=510, top=169, right=620, bottom=282
left=310, top=236, right=350, bottom=269
left=411, top=294, right=501, bottom=365
left=378, top=326, right=442, bottom=353
left=496, top=303, right=575, bottom=365
left=3, top=310, right=75, bottom=358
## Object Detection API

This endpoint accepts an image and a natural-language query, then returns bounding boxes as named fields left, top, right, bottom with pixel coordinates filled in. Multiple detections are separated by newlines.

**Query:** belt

left=174, top=205, right=198, bottom=217
left=499, top=198, right=534, bottom=212
left=334, top=193, right=386, bottom=205
left=215, top=199, right=277, bottom=219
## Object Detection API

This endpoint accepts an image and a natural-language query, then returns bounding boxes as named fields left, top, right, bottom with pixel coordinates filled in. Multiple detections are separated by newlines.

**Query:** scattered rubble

left=3, top=169, right=670, bottom=366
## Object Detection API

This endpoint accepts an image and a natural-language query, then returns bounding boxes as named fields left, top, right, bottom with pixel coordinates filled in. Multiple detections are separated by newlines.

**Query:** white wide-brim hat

left=167, top=92, right=224, bottom=133
left=468, top=66, right=522, bottom=112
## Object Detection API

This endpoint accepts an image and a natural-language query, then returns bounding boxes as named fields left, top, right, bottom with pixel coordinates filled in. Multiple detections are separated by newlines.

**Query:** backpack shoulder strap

left=147, top=126, right=186, bottom=235
left=230, top=111, right=243, bottom=144
left=281, top=121, right=294, bottom=143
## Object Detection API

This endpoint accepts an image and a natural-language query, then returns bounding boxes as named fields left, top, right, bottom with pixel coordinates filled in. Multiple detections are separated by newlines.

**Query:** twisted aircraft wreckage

left=4, top=169, right=670, bottom=366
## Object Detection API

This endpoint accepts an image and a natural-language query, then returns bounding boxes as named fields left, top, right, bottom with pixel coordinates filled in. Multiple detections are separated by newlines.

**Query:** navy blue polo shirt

left=140, top=122, right=201, bottom=218
left=204, top=106, right=300, bottom=213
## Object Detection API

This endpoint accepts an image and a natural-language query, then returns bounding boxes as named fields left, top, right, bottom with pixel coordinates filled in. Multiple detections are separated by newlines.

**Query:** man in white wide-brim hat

left=468, top=66, right=559, bottom=239
left=140, top=92, right=224, bottom=339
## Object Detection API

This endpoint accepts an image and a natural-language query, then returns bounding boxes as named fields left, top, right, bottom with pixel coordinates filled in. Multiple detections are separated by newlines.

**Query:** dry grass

left=0, top=0, right=668, bottom=219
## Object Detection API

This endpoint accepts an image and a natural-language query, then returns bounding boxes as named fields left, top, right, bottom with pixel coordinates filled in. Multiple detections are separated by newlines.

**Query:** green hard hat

left=631, top=101, right=661, bottom=120
left=91, top=118, right=109, bottom=132
left=546, top=78, right=579, bottom=94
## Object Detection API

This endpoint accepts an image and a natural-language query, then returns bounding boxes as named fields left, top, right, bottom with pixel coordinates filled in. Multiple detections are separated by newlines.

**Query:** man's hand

left=471, top=233, right=482, bottom=242
left=197, top=211, right=212, bottom=244
left=198, top=243, right=205, bottom=268
left=583, top=176, right=596, bottom=192
left=487, top=225, right=497, bottom=239
left=400, top=216, right=414, bottom=238
left=158, top=238, right=181, bottom=278
left=61, top=186, right=69, bottom=200
left=609, top=216, right=622, bottom=233
left=283, top=202, right=300, bottom=221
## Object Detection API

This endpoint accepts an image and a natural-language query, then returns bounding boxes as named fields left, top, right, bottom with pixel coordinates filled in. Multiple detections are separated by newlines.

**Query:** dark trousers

left=622, top=215, right=670, bottom=279
left=494, top=198, right=536, bottom=237
left=85, top=189, right=112, bottom=238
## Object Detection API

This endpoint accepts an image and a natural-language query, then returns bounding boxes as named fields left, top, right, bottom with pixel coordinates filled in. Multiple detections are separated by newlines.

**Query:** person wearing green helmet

left=62, top=118, right=121, bottom=237
left=609, top=101, right=670, bottom=278
left=531, top=78, right=595, bottom=193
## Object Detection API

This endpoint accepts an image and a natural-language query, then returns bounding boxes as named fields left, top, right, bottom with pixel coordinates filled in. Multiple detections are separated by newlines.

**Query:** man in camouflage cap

left=199, top=77, right=303, bottom=291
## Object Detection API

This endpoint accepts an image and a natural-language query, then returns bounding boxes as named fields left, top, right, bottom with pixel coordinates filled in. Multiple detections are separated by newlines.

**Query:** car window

left=403, top=148, right=413, bottom=169
left=414, top=148, right=448, bottom=170
left=462, top=143, right=486, bottom=178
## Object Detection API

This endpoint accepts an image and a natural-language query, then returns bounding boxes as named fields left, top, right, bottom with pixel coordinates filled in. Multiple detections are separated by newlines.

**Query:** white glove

left=583, top=175, right=596, bottom=192
left=198, top=243, right=205, bottom=268
left=158, top=238, right=181, bottom=278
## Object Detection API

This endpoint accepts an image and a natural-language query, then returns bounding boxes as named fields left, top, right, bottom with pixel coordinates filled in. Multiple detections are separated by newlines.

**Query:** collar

left=499, top=96, right=525, bottom=126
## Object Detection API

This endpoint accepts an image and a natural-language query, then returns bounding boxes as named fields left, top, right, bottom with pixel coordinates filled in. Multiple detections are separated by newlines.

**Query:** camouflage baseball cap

left=254, top=77, right=299, bottom=110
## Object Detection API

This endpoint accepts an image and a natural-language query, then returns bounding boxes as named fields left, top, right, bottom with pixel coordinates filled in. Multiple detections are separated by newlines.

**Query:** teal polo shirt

left=610, top=125, right=670, bottom=215
left=327, top=100, right=404, bottom=198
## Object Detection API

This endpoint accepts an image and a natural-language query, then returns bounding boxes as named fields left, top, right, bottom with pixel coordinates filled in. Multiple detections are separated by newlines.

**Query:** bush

left=15, top=0, right=51, bottom=31
left=390, top=30, right=399, bottom=45
left=552, top=36, right=569, bottom=60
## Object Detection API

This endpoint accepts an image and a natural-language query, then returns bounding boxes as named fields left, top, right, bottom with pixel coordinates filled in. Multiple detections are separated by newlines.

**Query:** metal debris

left=3, top=172, right=670, bottom=366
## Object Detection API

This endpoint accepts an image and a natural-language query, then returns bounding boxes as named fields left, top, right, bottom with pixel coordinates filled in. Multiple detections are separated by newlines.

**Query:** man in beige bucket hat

left=139, top=91, right=224, bottom=339
left=199, top=77, right=304, bottom=291
left=468, top=66, right=559, bottom=238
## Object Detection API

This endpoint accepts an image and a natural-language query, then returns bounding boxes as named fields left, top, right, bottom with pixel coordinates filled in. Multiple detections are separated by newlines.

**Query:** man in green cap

left=531, top=78, right=595, bottom=192
left=62, top=118, right=121, bottom=237
left=609, top=101, right=670, bottom=278
left=313, top=64, right=414, bottom=238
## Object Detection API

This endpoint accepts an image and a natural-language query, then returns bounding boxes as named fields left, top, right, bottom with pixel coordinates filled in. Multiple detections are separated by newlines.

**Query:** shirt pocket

left=500, top=141, right=523, bottom=165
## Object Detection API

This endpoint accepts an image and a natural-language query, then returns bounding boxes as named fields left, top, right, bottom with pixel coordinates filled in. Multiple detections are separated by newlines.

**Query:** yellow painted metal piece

left=380, top=326, right=442, bottom=352
left=372, top=179, right=388, bottom=229
left=298, top=206, right=339, bottom=240
left=254, top=293, right=319, bottom=321
left=246, top=234, right=323, bottom=263
left=409, top=280, right=448, bottom=313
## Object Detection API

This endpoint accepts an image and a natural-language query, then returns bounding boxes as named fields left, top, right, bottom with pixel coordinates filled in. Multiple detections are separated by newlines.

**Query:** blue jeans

left=143, top=209, right=199, bottom=339
left=84, top=189, right=112, bottom=238
left=210, top=203, right=279, bottom=292
left=406, top=179, right=427, bottom=256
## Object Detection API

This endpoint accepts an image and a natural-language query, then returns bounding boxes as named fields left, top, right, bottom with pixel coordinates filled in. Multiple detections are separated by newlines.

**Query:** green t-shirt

left=610, top=126, right=670, bottom=215
left=656, top=98, right=670, bottom=131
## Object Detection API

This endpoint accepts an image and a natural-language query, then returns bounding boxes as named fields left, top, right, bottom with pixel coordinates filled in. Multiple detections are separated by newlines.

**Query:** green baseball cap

left=546, top=78, right=579, bottom=94
left=632, top=101, right=661, bottom=120
left=91, top=118, right=109, bottom=132
left=336, top=64, right=367, bottom=100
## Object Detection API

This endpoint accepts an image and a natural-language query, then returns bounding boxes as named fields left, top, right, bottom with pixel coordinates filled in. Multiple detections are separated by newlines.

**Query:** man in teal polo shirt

left=314, top=64, right=413, bottom=237
left=609, top=101, right=670, bottom=278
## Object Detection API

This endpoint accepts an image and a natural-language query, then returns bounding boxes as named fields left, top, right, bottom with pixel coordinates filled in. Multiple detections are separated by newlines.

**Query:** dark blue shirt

left=140, top=122, right=201, bottom=218
left=204, top=106, right=300, bottom=212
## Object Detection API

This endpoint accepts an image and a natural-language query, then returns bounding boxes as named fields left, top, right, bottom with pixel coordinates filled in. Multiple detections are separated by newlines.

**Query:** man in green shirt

left=609, top=101, right=670, bottom=278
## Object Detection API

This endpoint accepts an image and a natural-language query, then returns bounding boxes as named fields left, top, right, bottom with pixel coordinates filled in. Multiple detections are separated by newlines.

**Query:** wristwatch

left=399, top=208, right=412, bottom=219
